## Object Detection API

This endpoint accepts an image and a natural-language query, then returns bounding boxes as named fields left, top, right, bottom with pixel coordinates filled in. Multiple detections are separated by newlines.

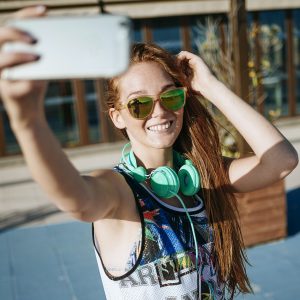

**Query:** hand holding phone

left=0, top=6, right=49, bottom=135
left=1, top=14, right=132, bottom=80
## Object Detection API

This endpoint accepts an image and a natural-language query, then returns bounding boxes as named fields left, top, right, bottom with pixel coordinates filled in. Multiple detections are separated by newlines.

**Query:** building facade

left=0, top=0, right=299, bottom=192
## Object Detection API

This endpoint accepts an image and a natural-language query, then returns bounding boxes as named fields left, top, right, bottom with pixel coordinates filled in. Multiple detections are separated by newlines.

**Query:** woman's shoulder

left=88, top=167, right=140, bottom=221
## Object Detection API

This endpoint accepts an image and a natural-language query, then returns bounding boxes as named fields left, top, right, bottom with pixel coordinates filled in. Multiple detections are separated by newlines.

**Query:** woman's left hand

left=176, top=54, right=298, bottom=193
left=177, top=51, right=217, bottom=97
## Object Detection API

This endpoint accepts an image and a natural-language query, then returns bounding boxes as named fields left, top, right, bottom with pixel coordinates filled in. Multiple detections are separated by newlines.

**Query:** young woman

left=0, top=6, right=298, bottom=300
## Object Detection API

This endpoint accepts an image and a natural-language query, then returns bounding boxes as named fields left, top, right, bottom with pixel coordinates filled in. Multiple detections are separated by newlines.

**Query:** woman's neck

left=131, top=145, right=174, bottom=170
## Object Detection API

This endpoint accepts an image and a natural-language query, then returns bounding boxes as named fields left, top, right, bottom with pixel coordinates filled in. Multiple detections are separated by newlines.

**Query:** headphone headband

left=120, top=142, right=200, bottom=197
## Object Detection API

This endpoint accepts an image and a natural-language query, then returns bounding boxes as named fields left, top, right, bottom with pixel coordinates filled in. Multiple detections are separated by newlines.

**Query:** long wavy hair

left=106, top=43, right=252, bottom=298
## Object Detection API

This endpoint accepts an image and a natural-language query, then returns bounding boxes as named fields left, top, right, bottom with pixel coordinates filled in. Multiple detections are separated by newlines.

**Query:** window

left=190, top=15, right=210, bottom=54
left=152, top=17, right=182, bottom=53
left=1, top=109, right=20, bottom=155
left=84, top=80, right=100, bottom=143
left=45, top=81, right=79, bottom=146
left=133, top=19, right=143, bottom=42
left=258, top=11, right=287, bottom=117
left=294, top=9, right=300, bottom=114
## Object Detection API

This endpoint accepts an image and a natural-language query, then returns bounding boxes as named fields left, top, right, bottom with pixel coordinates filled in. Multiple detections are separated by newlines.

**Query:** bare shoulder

left=84, top=168, right=138, bottom=221
left=88, top=168, right=123, bottom=181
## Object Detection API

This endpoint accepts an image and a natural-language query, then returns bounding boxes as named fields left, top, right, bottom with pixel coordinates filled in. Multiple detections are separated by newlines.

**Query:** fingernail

left=36, top=5, right=46, bottom=13
left=23, top=34, right=38, bottom=44
left=27, top=54, right=41, bottom=61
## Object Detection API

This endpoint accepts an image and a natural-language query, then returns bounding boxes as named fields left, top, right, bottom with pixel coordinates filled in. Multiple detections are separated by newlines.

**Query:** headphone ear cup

left=178, top=161, right=201, bottom=196
left=150, top=167, right=180, bottom=198
left=132, top=166, right=147, bottom=183
left=124, top=151, right=147, bottom=182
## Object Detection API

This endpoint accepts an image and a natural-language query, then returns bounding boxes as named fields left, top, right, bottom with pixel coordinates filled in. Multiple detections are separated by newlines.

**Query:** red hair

left=106, top=43, right=252, bottom=298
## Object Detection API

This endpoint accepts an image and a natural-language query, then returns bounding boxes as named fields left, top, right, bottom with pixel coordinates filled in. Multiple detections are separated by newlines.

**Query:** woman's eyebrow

left=126, top=89, right=147, bottom=99
left=126, top=83, right=175, bottom=99
left=161, top=83, right=176, bottom=92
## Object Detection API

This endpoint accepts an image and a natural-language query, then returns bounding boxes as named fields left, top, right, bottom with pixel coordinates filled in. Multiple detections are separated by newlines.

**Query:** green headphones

left=121, top=143, right=201, bottom=198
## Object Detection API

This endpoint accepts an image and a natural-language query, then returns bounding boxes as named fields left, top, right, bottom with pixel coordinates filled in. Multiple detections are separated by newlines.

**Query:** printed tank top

left=92, top=167, right=225, bottom=299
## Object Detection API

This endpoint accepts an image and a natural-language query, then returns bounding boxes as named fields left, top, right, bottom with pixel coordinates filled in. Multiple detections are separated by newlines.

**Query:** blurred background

left=0, top=1, right=300, bottom=299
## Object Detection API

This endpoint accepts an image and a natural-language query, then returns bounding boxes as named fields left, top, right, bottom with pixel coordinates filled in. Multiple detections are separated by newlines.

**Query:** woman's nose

left=151, top=98, right=167, bottom=117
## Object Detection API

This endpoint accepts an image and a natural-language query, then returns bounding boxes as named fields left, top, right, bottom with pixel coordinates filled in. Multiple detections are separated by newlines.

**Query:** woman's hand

left=177, top=51, right=218, bottom=98
left=0, top=6, right=48, bottom=130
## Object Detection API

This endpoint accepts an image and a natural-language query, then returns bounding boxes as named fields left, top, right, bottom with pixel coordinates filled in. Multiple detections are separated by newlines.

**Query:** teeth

left=148, top=121, right=172, bottom=132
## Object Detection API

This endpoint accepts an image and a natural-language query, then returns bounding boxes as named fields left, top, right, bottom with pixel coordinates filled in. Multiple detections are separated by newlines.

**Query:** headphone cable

left=171, top=192, right=200, bottom=299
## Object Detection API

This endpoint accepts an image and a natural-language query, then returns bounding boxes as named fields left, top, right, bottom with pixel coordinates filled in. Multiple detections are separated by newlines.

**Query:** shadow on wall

left=287, top=187, right=300, bottom=236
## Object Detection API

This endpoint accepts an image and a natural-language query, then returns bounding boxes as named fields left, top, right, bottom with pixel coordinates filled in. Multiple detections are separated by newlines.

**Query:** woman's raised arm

left=0, top=6, right=123, bottom=222
left=177, top=51, right=299, bottom=192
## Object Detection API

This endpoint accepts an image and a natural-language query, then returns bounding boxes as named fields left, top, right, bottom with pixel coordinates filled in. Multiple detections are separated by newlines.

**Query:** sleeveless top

left=92, top=167, right=225, bottom=300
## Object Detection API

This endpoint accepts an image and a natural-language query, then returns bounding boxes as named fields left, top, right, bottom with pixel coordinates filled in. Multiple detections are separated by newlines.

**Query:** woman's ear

left=109, top=108, right=126, bottom=129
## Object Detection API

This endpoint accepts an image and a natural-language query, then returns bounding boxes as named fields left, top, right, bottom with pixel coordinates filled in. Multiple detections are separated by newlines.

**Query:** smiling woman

left=99, top=43, right=251, bottom=299
left=0, top=6, right=298, bottom=300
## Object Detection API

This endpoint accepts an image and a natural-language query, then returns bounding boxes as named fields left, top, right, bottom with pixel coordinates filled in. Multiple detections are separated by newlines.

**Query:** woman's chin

left=145, top=137, right=176, bottom=149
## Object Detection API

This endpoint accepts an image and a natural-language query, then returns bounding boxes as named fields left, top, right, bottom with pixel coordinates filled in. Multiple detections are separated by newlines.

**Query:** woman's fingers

left=177, top=51, right=202, bottom=66
left=12, top=5, right=47, bottom=19
left=177, top=50, right=211, bottom=72
left=0, top=27, right=36, bottom=46
left=177, top=50, right=190, bottom=59
left=176, top=51, right=215, bottom=94
left=177, top=51, right=197, bottom=61
left=0, top=52, right=39, bottom=70
left=0, top=6, right=48, bottom=45
left=0, top=6, right=45, bottom=74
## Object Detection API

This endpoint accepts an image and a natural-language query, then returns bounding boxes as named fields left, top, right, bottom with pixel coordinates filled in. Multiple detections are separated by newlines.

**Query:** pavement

left=1, top=218, right=300, bottom=300
left=0, top=221, right=105, bottom=300
left=236, top=232, right=300, bottom=300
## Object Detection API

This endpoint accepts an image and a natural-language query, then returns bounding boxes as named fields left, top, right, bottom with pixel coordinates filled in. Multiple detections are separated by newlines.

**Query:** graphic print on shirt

left=93, top=169, right=225, bottom=300
left=120, top=194, right=224, bottom=299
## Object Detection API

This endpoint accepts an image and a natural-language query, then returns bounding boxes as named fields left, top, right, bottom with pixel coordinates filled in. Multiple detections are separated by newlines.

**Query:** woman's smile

left=147, top=120, right=174, bottom=132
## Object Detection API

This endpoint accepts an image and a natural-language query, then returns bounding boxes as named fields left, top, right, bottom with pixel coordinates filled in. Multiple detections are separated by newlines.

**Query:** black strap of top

left=114, top=165, right=148, bottom=198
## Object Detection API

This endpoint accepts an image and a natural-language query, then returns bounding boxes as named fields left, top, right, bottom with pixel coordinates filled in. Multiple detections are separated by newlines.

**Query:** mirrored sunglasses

left=116, top=87, right=187, bottom=119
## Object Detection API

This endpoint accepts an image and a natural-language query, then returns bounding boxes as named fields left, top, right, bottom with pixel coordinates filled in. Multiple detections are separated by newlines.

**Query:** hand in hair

left=177, top=51, right=216, bottom=98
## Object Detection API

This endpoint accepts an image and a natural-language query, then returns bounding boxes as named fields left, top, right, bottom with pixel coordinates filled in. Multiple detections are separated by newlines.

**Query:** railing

left=0, top=1, right=299, bottom=156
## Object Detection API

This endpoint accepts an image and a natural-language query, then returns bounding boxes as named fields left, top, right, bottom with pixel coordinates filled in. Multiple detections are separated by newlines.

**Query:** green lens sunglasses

left=116, top=87, right=187, bottom=120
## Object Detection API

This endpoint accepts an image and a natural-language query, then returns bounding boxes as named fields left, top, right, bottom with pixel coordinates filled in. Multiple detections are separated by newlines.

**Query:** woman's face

left=110, top=61, right=184, bottom=150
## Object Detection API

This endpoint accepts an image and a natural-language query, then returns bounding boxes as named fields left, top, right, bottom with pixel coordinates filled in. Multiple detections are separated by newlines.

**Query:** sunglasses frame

left=115, top=86, right=187, bottom=120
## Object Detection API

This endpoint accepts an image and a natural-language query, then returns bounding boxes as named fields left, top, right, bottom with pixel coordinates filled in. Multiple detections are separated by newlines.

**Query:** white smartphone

left=1, top=15, right=132, bottom=80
